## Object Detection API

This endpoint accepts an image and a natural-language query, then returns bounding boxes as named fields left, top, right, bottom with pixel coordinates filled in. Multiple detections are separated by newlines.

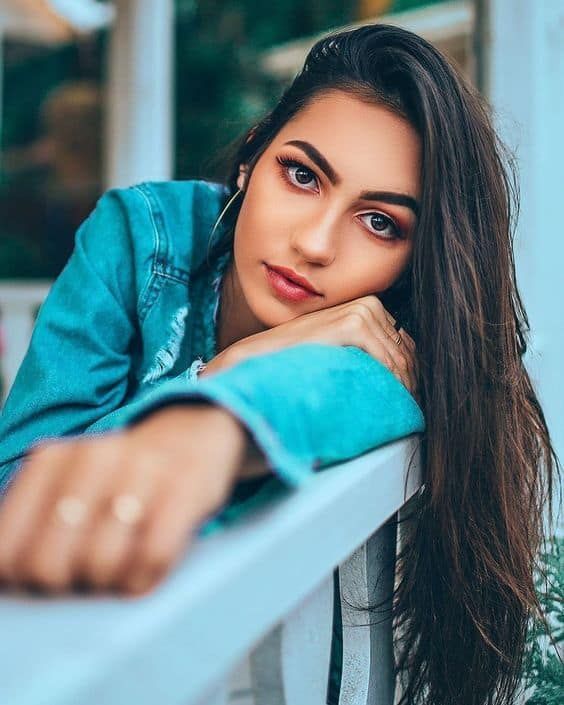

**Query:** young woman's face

left=231, top=89, right=421, bottom=330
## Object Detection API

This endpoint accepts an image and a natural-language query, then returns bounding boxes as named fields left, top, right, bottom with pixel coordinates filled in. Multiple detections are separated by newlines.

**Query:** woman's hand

left=0, top=405, right=247, bottom=597
left=204, top=295, right=419, bottom=397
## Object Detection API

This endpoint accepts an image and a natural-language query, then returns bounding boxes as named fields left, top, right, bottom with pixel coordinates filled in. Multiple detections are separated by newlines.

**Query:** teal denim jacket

left=0, top=179, right=425, bottom=533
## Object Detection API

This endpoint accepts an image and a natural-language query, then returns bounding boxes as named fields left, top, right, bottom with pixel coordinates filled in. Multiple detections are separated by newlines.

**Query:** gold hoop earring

left=210, top=188, right=243, bottom=241
left=206, top=187, right=243, bottom=265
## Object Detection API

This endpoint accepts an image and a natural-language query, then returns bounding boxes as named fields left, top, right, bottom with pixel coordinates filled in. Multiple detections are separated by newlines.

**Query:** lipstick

left=264, top=264, right=321, bottom=303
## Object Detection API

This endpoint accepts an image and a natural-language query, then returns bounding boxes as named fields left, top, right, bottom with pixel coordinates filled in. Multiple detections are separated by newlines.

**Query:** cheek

left=232, top=200, right=259, bottom=264
left=335, top=246, right=413, bottom=300
left=233, top=188, right=292, bottom=265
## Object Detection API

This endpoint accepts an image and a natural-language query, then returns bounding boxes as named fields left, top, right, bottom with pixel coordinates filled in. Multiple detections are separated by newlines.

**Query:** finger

left=12, top=438, right=122, bottom=593
left=383, top=310, right=399, bottom=331
left=396, top=329, right=419, bottom=390
left=360, top=311, right=414, bottom=386
left=398, top=327, right=416, bottom=351
left=0, top=441, right=70, bottom=587
left=73, top=447, right=166, bottom=592
left=374, top=335, right=413, bottom=392
left=369, top=301, right=402, bottom=344
left=355, top=296, right=399, bottom=332
left=352, top=330, right=409, bottom=390
left=117, top=466, right=213, bottom=595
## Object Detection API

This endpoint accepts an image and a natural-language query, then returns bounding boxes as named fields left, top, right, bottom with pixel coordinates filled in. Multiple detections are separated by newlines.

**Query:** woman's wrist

left=130, top=403, right=270, bottom=483
left=197, top=346, right=237, bottom=378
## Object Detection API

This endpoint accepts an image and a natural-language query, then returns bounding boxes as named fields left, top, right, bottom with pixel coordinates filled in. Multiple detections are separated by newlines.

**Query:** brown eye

left=293, top=166, right=314, bottom=185
left=277, top=156, right=319, bottom=191
left=358, top=212, right=401, bottom=240
left=371, top=214, right=389, bottom=231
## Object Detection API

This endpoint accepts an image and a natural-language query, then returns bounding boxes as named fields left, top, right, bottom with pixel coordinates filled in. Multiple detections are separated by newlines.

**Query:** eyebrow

left=283, top=139, right=420, bottom=218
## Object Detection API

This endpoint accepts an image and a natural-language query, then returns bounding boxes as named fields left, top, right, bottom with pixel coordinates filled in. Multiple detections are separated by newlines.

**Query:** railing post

left=195, top=681, right=229, bottom=705
left=243, top=572, right=334, bottom=705
left=280, top=573, right=334, bottom=704
left=338, top=516, right=398, bottom=705
left=0, top=283, right=52, bottom=401
left=105, top=0, right=174, bottom=188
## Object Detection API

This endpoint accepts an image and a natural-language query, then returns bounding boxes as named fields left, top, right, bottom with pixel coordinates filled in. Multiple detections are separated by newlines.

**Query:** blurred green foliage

left=0, top=0, right=448, bottom=278
left=393, top=0, right=448, bottom=10
left=524, top=535, right=564, bottom=704
left=173, top=0, right=449, bottom=179
left=1, top=1, right=448, bottom=177
left=173, top=0, right=355, bottom=180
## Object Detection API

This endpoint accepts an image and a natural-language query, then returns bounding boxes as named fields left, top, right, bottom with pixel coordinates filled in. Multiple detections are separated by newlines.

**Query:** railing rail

left=0, top=281, right=53, bottom=403
left=0, top=436, right=422, bottom=705
left=0, top=279, right=423, bottom=704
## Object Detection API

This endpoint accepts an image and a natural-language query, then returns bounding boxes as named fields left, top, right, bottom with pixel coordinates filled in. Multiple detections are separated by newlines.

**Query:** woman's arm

left=0, top=189, right=141, bottom=494
left=0, top=356, right=421, bottom=597
left=90, top=341, right=425, bottom=488
left=0, top=403, right=256, bottom=596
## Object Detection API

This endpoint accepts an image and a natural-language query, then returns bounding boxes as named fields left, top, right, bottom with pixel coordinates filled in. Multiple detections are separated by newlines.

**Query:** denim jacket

left=0, top=179, right=425, bottom=533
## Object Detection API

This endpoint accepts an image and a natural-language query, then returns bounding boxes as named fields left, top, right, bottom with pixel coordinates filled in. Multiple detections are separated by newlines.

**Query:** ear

left=237, top=164, right=249, bottom=191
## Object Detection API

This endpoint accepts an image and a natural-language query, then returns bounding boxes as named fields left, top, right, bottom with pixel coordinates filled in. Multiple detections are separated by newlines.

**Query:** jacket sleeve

left=82, top=343, right=426, bottom=490
left=0, top=189, right=140, bottom=494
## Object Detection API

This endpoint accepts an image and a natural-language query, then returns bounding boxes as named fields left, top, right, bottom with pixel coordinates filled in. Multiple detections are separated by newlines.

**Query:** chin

left=239, top=263, right=322, bottom=330
left=248, top=298, right=292, bottom=329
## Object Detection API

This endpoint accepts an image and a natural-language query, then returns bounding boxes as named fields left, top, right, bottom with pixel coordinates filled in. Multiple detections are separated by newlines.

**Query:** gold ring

left=394, top=332, right=402, bottom=346
left=55, top=495, right=88, bottom=528
left=110, top=493, right=145, bottom=527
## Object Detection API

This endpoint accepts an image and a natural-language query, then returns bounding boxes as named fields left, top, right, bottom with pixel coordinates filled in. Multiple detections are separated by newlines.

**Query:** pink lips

left=264, top=264, right=322, bottom=303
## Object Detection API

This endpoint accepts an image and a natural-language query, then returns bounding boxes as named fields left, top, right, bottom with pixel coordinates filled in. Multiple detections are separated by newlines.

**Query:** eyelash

left=276, top=154, right=403, bottom=241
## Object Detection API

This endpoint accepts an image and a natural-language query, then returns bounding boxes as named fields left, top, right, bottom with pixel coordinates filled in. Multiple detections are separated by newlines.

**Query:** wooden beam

left=105, top=0, right=174, bottom=188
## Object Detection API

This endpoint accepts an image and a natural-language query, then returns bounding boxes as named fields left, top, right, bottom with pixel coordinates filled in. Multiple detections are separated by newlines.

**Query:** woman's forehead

left=271, top=91, right=422, bottom=200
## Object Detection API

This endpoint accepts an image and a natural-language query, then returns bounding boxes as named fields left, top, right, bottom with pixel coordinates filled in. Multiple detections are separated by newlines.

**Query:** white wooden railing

left=0, top=435, right=422, bottom=705
left=0, top=281, right=53, bottom=404
left=0, top=280, right=423, bottom=704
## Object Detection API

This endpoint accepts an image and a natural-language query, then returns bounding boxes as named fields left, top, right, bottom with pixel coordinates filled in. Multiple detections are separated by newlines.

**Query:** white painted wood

left=248, top=624, right=286, bottom=705
left=487, top=0, right=564, bottom=518
left=0, top=282, right=52, bottom=307
left=0, top=282, right=52, bottom=399
left=0, top=437, right=422, bottom=705
left=227, top=654, right=254, bottom=705
left=196, top=680, right=229, bottom=705
left=105, top=0, right=174, bottom=189
left=338, top=518, right=397, bottom=705
left=280, top=574, right=334, bottom=704
left=391, top=492, right=422, bottom=705
left=0, top=0, right=113, bottom=44
left=48, top=0, right=115, bottom=33
left=260, top=0, right=474, bottom=79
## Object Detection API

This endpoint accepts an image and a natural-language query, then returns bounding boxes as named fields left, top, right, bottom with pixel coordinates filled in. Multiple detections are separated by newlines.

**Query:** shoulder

left=73, top=178, right=229, bottom=320
left=70, top=179, right=227, bottom=322
left=119, top=179, right=230, bottom=276
left=90, top=178, right=229, bottom=272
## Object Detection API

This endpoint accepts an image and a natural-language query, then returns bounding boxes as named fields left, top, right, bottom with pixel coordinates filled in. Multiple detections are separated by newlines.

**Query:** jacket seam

left=154, top=270, right=190, bottom=285
left=132, top=184, right=172, bottom=321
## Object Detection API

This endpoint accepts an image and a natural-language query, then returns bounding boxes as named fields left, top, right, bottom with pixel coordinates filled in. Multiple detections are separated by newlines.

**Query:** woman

left=0, top=23, right=559, bottom=705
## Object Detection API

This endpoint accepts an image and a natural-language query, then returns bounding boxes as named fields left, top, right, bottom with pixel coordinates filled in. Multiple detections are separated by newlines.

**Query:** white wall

left=488, top=0, right=564, bottom=514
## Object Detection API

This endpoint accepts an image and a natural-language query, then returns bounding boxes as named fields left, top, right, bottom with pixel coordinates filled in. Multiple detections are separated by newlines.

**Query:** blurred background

left=0, top=0, right=473, bottom=282
left=0, top=0, right=562, bottom=490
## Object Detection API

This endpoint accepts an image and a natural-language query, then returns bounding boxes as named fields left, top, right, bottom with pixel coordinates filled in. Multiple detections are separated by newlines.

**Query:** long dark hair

left=210, top=24, right=560, bottom=705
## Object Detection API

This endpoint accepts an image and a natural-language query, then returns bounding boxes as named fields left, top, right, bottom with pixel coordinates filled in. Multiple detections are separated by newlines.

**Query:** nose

left=289, top=216, right=337, bottom=267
